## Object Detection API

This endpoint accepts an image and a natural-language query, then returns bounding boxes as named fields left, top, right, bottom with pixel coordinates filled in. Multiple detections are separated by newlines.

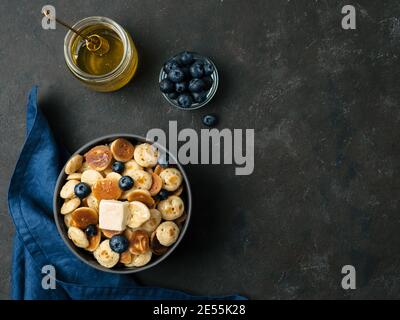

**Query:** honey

left=64, top=17, right=138, bottom=92
left=73, top=29, right=124, bottom=75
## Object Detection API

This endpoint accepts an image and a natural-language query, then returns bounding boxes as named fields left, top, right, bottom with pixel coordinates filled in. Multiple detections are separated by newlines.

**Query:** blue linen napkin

left=8, top=86, right=246, bottom=300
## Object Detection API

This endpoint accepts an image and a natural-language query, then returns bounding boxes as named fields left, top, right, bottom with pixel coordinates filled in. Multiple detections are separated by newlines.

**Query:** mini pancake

left=119, top=189, right=136, bottom=200
left=94, top=240, right=119, bottom=268
left=81, top=169, right=103, bottom=186
left=65, top=154, right=83, bottom=175
left=85, top=145, right=113, bottom=171
left=110, top=138, right=135, bottom=162
left=106, top=172, right=122, bottom=182
left=156, top=221, right=179, bottom=247
left=127, top=189, right=155, bottom=207
left=157, top=195, right=184, bottom=220
left=127, top=201, right=151, bottom=228
left=68, top=226, right=89, bottom=248
left=78, top=161, right=90, bottom=173
left=60, top=180, right=80, bottom=199
left=61, top=198, right=81, bottom=215
left=127, top=229, right=150, bottom=255
left=133, top=143, right=159, bottom=168
left=119, top=251, right=133, bottom=264
left=64, top=213, right=73, bottom=228
left=141, top=209, right=162, bottom=234
left=159, top=168, right=182, bottom=192
left=123, top=159, right=143, bottom=173
left=92, top=178, right=122, bottom=200
left=67, top=173, right=82, bottom=181
left=85, top=194, right=99, bottom=212
left=130, top=169, right=152, bottom=190
left=85, top=228, right=101, bottom=252
left=101, top=229, right=122, bottom=238
left=154, top=165, right=164, bottom=175
left=125, top=251, right=152, bottom=267
left=71, top=207, right=98, bottom=229
left=149, top=173, right=163, bottom=196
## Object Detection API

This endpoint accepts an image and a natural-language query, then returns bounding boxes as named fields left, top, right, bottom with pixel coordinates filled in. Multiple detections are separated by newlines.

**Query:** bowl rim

left=53, top=133, right=192, bottom=274
left=159, top=52, right=219, bottom=111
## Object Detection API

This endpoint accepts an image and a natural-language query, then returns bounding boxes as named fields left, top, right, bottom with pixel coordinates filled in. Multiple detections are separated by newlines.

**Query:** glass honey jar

left=64, top=16, right=138, bottom=92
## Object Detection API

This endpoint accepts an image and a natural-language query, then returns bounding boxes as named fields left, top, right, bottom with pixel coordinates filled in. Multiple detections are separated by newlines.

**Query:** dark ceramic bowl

left=53, top=134, right=192, bottom=274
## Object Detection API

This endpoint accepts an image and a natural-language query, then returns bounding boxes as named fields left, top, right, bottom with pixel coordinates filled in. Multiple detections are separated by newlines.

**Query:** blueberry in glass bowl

left=159, top=52, right=219, bottom=110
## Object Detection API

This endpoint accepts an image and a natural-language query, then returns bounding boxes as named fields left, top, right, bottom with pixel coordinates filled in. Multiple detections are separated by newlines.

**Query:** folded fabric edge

left=58, top=279, right=246, bottom=300
left=7, top=85, right=53, bottom=268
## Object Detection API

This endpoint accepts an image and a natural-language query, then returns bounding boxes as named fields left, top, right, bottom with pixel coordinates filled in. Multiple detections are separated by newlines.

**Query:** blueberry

left=175, top=81, right=188, bottom=93
left=177, top=93, right=193, bottom=108
left=157, top=189, right=170, bottom=200
left=112, top=161, right=125, bottom=174
left=119, top=176, right=134, bottom=191
left=192, top=91, right=208, bottom=103
left=168, top=92, right=179, bottom=100
left=164, top=59, right=181, bottom=73
left=181, top=67, right=191, bottom=80
left=189, top=61, right=205, bottom=78
left=188, top=79, right=205, bottom=93
left=159, top=79, right=175, bottom=93
left=85, top=224, right=97, bottom=237
left=74, top=182, right=91, bottom=199
left=202, top=114, right=218, bottom=127
left=109, top=235, right=129, bottom=253
left=203, top=61, right=214, bottom=76
left=202, top=76, right=214, bottom=90
left=179, top=51, right=194, bottom=65
left=168, top=68, right=185, bottom=83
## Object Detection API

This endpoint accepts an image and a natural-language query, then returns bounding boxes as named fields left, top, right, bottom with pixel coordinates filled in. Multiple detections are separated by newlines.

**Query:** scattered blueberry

left=202, top=114, right=218, bottom=127
left=203, top=61, right=214, bottom=76
left=179, top=51, right=194, bottom=65
left=119, top=176, right=134, bottom=191
left=112, top=161, right=125, bottom=174
left=168, top=92, right=179, bottom=100
left=163, top=59, right=181, bottom=73
left=109, top=235, right=129, bottom=253
left=157, top=189, right=170, bottom=200
left=192, top=91, right=208, bottom=103
left=202, top=76, right=213, bottom=90
left=74, top=182, right=91, bottom=199
left=189, top=61, right=205, bottom=78
left=178, top=93, right=193, bottom=108
left=85, top=224, right=97, bottom=237
left=175, top=82, right=188, bottom=93
left=188, top=78, right=205, bottom=93
left=159, top=79, right=175, bottom=93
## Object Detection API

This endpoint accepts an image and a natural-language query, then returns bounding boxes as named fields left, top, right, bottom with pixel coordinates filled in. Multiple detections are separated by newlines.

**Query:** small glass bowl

left=159, top=53, right=219, bottom=110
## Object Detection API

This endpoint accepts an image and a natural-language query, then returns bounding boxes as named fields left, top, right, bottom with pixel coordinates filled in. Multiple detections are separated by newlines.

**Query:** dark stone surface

left=1, top=0, right=400, bottom=299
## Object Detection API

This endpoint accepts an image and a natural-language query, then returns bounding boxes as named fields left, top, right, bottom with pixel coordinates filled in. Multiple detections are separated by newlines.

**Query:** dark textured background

left=1, top=0, right=400, bottom=299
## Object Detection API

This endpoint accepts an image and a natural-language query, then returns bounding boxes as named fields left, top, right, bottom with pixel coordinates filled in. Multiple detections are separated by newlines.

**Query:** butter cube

left=99, top=200, right=129, bottom=231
